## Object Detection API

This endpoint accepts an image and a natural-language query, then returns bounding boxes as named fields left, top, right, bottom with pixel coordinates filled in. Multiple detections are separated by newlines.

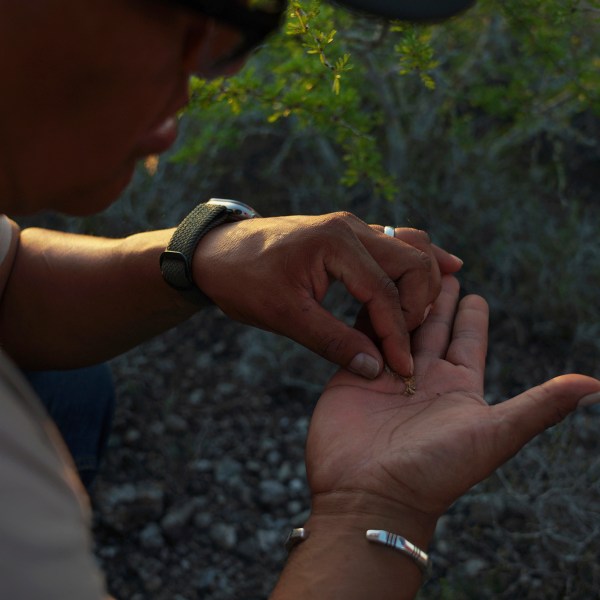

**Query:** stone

left=209, top=523, right=238, bottom=550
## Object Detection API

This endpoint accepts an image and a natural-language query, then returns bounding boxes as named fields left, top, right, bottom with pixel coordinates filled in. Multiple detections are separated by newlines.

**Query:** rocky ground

left=91, top=299, right=600, bottom=600
left=92, top=308, right=319, bottom=600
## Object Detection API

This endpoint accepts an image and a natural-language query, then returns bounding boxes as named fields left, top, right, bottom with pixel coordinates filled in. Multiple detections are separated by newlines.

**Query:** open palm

left=306, top=276, right=600, bottom=519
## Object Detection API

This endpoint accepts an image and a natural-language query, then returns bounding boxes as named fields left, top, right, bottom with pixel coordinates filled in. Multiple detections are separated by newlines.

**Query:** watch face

left=206, top=198, right=261, bottom=220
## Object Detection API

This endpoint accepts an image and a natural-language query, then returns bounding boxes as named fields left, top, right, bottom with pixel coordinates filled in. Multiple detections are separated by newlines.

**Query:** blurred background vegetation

left=22, top=0, right=600, bottom=597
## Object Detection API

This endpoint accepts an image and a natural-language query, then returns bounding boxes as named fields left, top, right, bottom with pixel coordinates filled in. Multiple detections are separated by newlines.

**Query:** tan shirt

left=0, top=216, right=107, bottom=599
left=0, top=214, right=19, bottom=300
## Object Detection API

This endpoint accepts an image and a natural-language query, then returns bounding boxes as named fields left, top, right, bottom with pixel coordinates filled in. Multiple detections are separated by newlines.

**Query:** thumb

left=494, top=374, right=600, bottom=455
left=285, top=302, right=386, bottom=380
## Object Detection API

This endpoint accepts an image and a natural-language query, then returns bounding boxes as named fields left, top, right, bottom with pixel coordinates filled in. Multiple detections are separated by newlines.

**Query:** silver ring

left=383, top=226, right=395, bottom=237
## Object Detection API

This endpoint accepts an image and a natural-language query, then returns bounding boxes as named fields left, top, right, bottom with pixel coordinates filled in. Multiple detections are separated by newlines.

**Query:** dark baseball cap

left=178, top=1, right=476, bottom=24
left=175, top=0, right=476, bottom=65
left=333, top=0, right=476, bottom=21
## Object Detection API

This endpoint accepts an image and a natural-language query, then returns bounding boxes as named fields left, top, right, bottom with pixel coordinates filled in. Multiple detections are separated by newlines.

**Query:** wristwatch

left=160, top=198, right=261, bottom=305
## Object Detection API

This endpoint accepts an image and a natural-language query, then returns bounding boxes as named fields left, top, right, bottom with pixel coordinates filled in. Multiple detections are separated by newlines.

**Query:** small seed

left=403, top=376, right=417, bottom=396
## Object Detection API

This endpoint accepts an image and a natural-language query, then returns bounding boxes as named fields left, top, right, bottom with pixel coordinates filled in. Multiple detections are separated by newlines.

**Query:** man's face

left=0, top=0, right=247, bottom=215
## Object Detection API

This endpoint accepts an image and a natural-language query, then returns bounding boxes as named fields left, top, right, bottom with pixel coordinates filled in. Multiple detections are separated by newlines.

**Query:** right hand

left=192, top=211, right=462, bottom=378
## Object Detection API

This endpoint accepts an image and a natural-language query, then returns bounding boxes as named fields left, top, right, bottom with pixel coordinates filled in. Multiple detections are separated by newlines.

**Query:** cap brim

left=331, top=0, right=476, bottom=22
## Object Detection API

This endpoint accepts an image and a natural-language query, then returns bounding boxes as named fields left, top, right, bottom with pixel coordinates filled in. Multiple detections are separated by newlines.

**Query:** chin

left=52, top=165, right=136, bottom=216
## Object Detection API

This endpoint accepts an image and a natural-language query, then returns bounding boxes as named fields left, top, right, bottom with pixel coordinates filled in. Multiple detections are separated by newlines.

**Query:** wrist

left=307, top=490, right=438, bottom=551
left=160, top=199, right=260, bottom=306
left=271, top=491, right=437, bottom=600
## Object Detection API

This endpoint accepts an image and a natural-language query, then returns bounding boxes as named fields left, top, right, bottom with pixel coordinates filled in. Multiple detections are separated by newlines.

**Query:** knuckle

left=379, top=274, right=401, bottom=299
left=330, top=210, right=356, bottom=221
left=401, top=248, right=432, bottom=276
left=320, top=211, right=357, bottom=230
left=416, top=250, right=433, bottom=271
left=313, top=212, right=362, bottom=249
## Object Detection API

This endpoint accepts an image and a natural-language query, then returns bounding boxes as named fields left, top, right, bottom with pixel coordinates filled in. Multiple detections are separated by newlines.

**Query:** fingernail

left=349, top=353, right=381, bottom=380
left=421, top=304, right=433, bottom=325
left=451, top=254, right=464, bottom=266
left=409, top=354, right=415, bottom=376
left=577, top=392, right=600, bottom=408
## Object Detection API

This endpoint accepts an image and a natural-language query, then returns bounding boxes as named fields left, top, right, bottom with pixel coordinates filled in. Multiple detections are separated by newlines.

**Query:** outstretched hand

left=305, top=275, right=600, bottom=523
left=192, top=212, right=462, bottom=379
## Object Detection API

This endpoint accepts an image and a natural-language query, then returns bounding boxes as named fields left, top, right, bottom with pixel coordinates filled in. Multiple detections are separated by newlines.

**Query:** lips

left=136, top=115, right=179, bottom=157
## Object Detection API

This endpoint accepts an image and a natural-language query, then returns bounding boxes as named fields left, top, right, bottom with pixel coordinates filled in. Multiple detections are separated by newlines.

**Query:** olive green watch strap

left=160, top=202, right=230, bottom=306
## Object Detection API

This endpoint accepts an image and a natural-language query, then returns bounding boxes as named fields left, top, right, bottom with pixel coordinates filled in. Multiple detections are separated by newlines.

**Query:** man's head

left=0, top=0, right=474, bottom=217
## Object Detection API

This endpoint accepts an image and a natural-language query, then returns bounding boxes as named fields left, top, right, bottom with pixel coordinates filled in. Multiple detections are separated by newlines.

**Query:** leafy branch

left=286, top=1, right=352, bottom=94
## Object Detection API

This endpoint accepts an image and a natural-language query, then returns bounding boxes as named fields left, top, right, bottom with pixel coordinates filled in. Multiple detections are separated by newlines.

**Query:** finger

left=395, top=254, right=441, bottom=331
left=286, top=300, right=386, bottom=380
left=412, top=275, right=461, bottom=361
left=373, top=226, right=448, bottom=328
left=390, top=227, right=432, bottom=248
left=353, top=303, right=415, bottom=379
left=445, top=294, right=489, bottom=378
left=387, top=228, right=463, bottom=274
left=383, top=226, right=463, bottom=278
left=388, top=240, right=437, bottom=331
left=351, top=268, right=412, bottom=376
left=324, top=240, right=417, bottom=377
left=364, top=224, right=444, bottom=330
left=432, top=244, right=463, bottom=274
left=364, top=288, right=413, bottom=376
left=392, top=230, right=441, bottom=326
left=492, top=374, right=600, bottom=462
left=338, top=218, right=446, bottom=374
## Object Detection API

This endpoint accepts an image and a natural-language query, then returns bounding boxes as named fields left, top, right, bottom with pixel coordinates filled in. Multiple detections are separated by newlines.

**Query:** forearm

left=0, top=227, right=198, bottom=369
left=271, top=496, right=437, bottom=600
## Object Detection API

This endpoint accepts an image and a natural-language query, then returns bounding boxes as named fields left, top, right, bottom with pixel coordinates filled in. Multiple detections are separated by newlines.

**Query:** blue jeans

left=23, top=364, right=116, bottom=490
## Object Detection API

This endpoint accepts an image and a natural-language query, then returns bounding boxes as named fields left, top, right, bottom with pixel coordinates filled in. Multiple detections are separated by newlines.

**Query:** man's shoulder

left=0, top=214, right=20, bottom=300
left=0, top=351, right=107, bottom=599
